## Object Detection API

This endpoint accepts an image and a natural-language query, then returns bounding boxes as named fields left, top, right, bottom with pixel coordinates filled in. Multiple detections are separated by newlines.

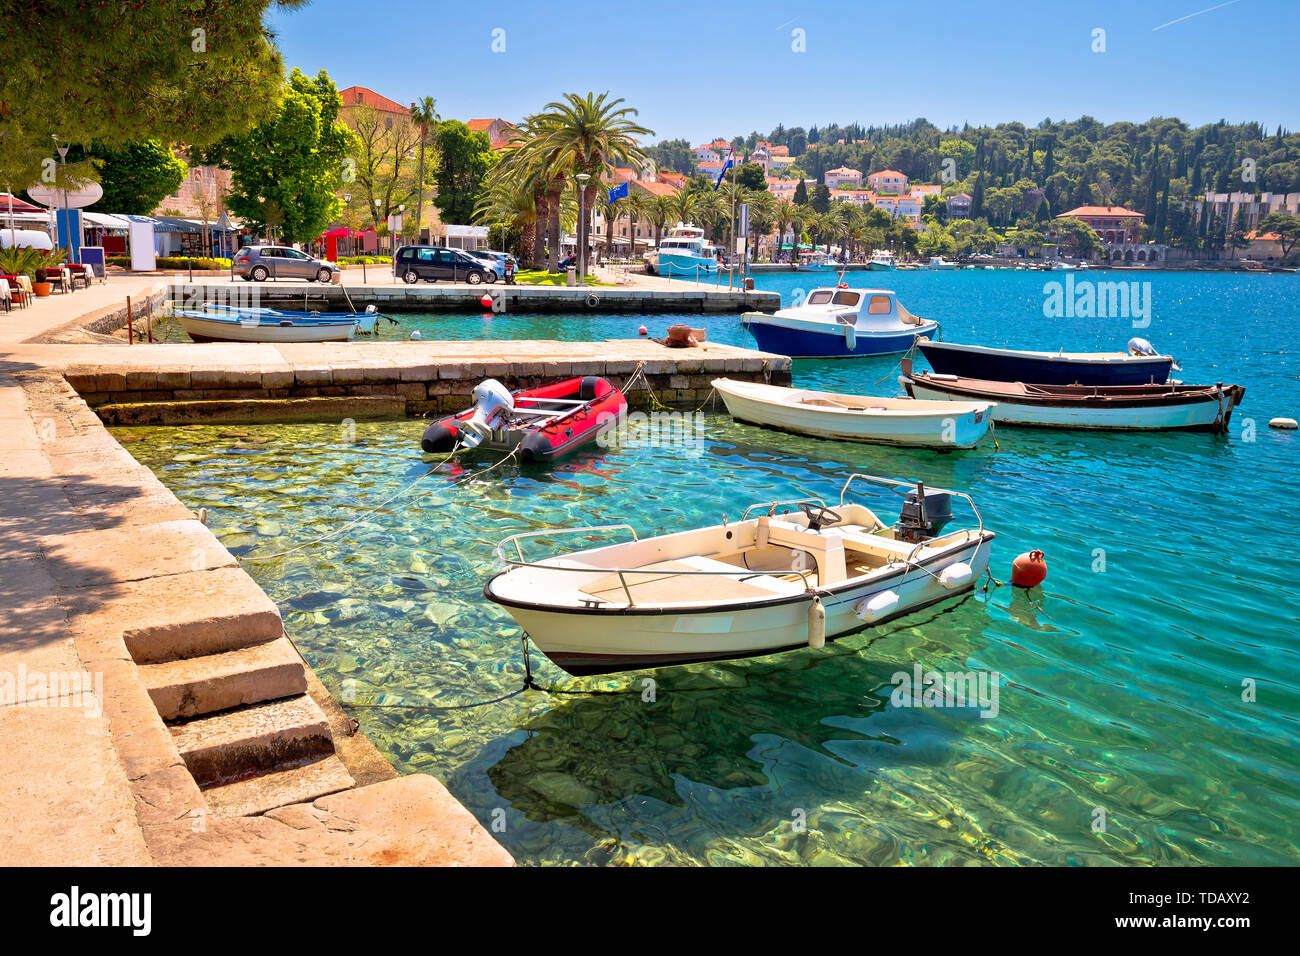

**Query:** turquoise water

left=119, top=270, right=1300, bottom=866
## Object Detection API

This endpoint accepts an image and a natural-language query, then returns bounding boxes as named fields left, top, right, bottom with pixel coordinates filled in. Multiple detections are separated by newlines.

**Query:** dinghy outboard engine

left=896, top=483, right=953, bottom=544
left=459, top=379, right=515, bottom=448
left=421, top=378, right=514, bottom=452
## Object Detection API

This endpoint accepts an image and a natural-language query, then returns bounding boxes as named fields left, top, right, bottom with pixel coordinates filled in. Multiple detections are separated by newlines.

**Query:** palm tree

left=473, top=171, right=537, bottom=266
left=671, top=189, right=699, bottom=229
left=774, top=198, right=796, bottom=262
left=408, top=96, right=439, bottom=243
left=647, top=194, right=674, bottom=248
left=622, top=190, right=647, bottom=258
left=599, top=194, right=624, bottom=259
left=531, top=92, right=652, bottom=276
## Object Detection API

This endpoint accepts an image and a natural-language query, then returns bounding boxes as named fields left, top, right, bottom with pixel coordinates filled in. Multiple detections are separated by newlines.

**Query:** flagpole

left=728, top=149, right=736, bottom=292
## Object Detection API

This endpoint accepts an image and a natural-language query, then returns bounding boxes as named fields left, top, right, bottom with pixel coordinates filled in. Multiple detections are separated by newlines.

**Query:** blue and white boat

left=867, top=250, right=897, bottom=271
left=175, top=309, right=360, bottom=343
left=196, top=302, right=385, bottom=334
left=645, top=224, right=718, bottom=278
left=795, top=250, right=837, bottom=272
left=742, top=286, right=939, bottom=358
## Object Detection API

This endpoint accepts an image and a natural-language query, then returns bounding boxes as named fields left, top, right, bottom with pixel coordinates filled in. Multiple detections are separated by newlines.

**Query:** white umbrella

left=0, top=229, right=54, bottom=250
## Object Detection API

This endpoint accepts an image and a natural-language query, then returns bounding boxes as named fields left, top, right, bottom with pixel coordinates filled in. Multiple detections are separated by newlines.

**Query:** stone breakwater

left=54, top=340, right=792, bottom=426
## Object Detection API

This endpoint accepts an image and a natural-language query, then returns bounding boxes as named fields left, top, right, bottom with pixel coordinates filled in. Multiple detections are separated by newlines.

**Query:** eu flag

left=607, top=182, right=629, bottom=202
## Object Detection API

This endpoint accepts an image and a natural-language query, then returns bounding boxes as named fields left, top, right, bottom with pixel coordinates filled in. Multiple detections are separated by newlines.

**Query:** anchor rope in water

left=241, top=440, right=519, bottom=563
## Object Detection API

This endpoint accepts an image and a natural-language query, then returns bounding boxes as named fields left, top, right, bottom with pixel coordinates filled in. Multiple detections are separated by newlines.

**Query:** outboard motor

left=459, top=379, right=515, bottom=448
left=1127, top=337, right=1157, bottom=357
left=1129, top=336, right=1181, bottom=372
left=897, top=483, right=954, bottom=544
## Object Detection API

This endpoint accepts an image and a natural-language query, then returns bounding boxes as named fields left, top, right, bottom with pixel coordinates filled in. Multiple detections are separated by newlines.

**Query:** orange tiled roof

left=1245, top=230, right=1281, bottom=240
left=634, top=179, right=678, bottom=197
left=339, top=86, right=408, bottom=115
left=1059, top=205, right=1144, bottom=219
left=869, top=169, right=906, bottom=179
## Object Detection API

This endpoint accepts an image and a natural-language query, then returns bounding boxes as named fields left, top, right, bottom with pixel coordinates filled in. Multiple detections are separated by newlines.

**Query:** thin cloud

left=1152, top=0, right=1242, bottom=31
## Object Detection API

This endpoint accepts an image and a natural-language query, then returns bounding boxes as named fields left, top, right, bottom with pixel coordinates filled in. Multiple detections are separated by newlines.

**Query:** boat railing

left=494, top=524, right=818, bottom=607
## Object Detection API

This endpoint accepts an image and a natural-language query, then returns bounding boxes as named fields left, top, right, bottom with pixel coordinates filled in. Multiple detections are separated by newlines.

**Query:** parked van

left=393, top=246, right=494, bottom=284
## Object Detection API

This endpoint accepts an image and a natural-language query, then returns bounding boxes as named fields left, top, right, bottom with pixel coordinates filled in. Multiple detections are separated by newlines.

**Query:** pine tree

left=794, top=177, right=809, bottom=206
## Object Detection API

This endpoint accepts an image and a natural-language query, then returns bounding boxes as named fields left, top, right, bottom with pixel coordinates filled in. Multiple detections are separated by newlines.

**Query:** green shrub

left=337, top=255, right=392, bottom=265
left=105, top=255, right=231, bottom=270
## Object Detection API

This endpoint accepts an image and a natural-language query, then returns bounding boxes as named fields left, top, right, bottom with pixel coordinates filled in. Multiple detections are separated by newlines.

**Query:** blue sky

left=269, top=0, right=1297, bottom=142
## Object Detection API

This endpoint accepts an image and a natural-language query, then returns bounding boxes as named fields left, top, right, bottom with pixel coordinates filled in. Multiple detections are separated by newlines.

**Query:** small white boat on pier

left=486, top=474, right=995, bottom=674
left=712, top=378, right=994, bottom=449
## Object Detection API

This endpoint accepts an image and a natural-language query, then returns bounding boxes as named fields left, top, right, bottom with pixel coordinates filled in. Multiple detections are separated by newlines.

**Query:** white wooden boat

left=196, top=302, right=385, bottom=334
left=485, top=474, right=994, bottom=674
left=175, top=309, right=358, bottom=343
left=900, top=362, right=1245, bottom=433
left=924, top=256, right=957, bottom=270
left=712, top=378, right=994, bottom=449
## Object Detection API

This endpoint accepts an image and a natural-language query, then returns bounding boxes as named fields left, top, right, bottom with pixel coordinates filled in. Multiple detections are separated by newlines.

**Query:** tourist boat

left=485, top=474, right=994, bottom=674
left=741, top=286, right=939, bottom=358
left=795, top=250, right=837, bottom=272
left=867, top=250, right=897, bottom=271
left=194, top=302, right=386, bottom=334
left=1047, top=260, right=1075, bottom=272
left=712, top=378, right=994, bottom=449
left=644, top=224, right=718, bottom=278
left=421, top=376, right=626, bottom=463
left=917, top=337, right=1175, bottom=386
left=899, top=361, right=1245, bottom=432
left=924, top=256, right=957, bottom=270
left=174, top=309, right=359, bottom=343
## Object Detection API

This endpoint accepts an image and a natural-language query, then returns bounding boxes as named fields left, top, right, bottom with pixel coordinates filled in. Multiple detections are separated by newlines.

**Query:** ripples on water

left=123, top=270, right=1299, bottom=865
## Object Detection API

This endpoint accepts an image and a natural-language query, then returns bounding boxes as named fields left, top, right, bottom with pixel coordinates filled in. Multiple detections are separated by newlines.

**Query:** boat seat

left=577, top=555, right=803, bottom=605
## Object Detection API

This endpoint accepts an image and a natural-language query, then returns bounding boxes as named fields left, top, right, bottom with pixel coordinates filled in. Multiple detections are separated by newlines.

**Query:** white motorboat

left=175, top=309, right=358, bottom=343
left=867, top=250, right=897, bottom=271
left=924, top=256, right=957, bottom=270
left=796, top=250, right=838, bottom=272
left=195, top=302, right=384, bottom=334
left=486, top=474, right=994, bottom=674
left=644, top=223, right=718, bottom=278
left=712, top=378, right=994, bottom=449
left=741, top=285, right=939, bottom=357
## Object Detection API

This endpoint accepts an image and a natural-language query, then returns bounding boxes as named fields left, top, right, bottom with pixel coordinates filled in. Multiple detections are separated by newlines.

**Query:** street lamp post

left=342, top=194, right=351, bottom=257
left=576, top=172, right=590, bottom=284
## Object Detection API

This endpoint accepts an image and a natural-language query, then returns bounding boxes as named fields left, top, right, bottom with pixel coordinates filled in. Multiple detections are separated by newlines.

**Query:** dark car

left=393, top=245, right=493, bottom=284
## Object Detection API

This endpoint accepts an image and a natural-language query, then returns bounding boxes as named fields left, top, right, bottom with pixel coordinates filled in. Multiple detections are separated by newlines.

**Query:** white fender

left=807, top=595, right=826, bottom=648
left=938, top=562, right=974, bottom=590
left=854, top=590, right=899, bottom=622
left=844, top=322, right=856, bottom=351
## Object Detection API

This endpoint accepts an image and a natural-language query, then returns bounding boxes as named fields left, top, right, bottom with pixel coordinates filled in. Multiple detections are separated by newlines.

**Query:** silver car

left=234, top=246, right=339, bottom=283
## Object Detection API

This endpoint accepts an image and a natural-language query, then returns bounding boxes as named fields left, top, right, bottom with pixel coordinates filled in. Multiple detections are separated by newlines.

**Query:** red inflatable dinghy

left=421, top=376, right=627, bottom=463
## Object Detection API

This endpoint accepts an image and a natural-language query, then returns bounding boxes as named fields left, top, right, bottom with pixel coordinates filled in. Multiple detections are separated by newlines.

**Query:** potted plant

left=32, top=266, right=52, bottom=296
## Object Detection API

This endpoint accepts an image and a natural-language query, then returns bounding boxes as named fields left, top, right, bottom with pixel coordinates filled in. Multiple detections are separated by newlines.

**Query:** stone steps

left=169, top=694, right=335, bottom=786
left=201, top=754, right=356, bottom=818
left=141, top=637, right=306, bottom=720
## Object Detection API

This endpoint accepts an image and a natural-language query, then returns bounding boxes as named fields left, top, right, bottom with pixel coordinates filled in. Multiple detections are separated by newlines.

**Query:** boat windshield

left=806, top=290, right=834, bottom=304
left=833, top=291, right=860, bottom=306
left=866, top=294, right=893, bottom=314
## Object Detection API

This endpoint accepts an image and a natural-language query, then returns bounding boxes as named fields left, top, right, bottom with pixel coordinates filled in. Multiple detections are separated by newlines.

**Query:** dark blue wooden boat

left=917, top=339, right=1173, bottom=386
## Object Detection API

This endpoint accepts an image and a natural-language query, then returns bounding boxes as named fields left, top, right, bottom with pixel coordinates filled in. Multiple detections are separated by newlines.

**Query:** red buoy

left=1011, top=550, right=1047, bottom=588
left=638, top=325, right=648, bottom=336
left=479, top=294, right=493, bottom=309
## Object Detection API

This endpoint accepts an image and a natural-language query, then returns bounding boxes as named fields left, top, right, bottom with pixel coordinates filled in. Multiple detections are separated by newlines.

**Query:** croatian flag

left=714, top=147, right=734, bottom=191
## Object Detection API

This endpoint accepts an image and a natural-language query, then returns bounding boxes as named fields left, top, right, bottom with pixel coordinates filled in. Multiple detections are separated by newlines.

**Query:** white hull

left=498, top=536, right=991, bottom=673
left=178, top=313, right=357, bottom=343
left=713, top=378, right=993, bottom=449
left=906, top=379, right=1231, bottom=430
